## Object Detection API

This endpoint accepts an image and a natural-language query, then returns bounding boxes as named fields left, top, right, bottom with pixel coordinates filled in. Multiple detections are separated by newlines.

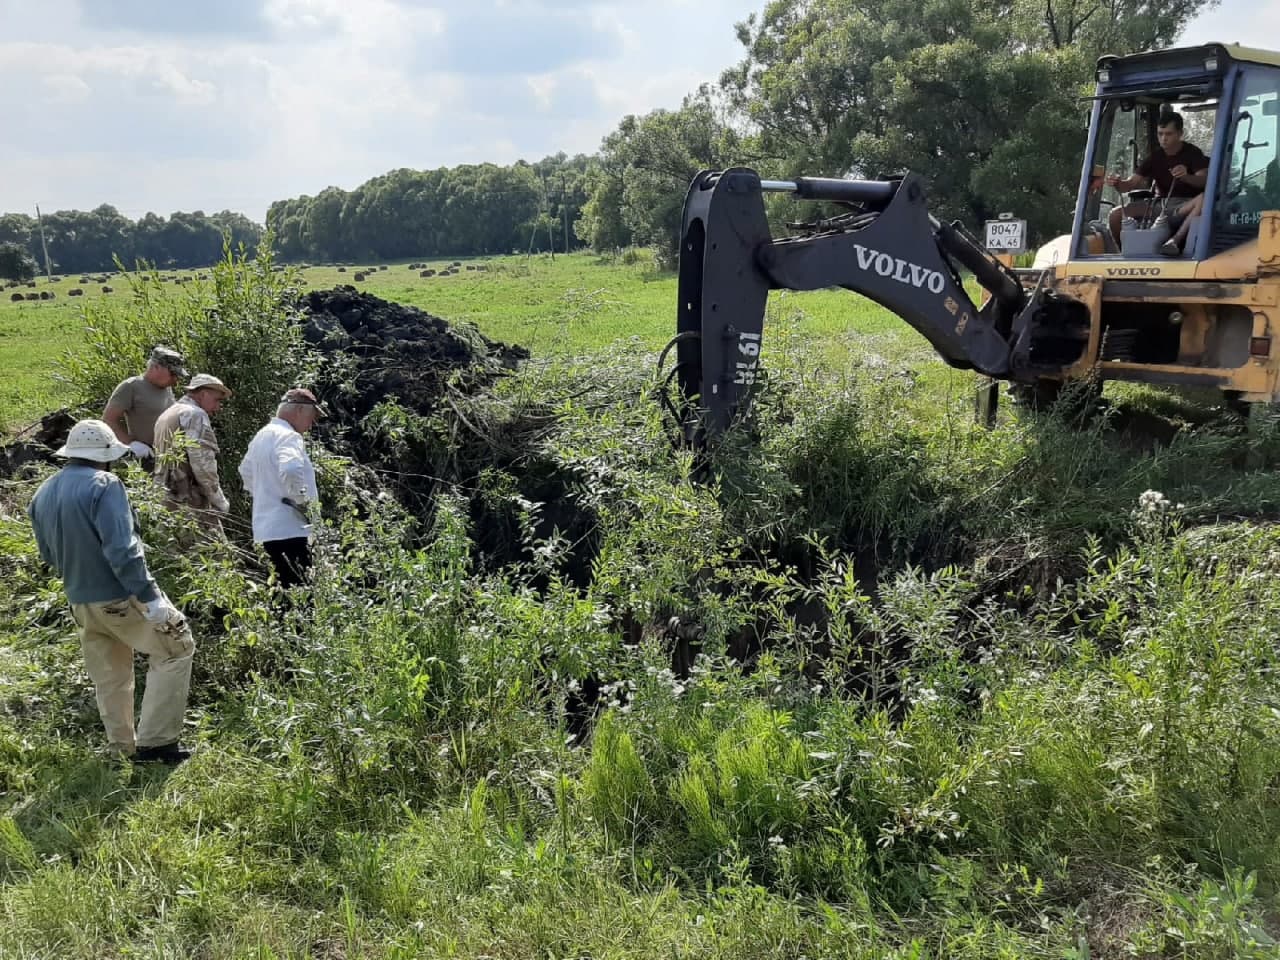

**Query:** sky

left=0, top=0, right=1275, bottom=222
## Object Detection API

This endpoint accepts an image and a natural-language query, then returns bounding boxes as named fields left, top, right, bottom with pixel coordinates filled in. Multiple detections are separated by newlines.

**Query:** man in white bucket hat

left=27, top=418, right=196, bottom=764
left=153, top=373, right=233, bottom=535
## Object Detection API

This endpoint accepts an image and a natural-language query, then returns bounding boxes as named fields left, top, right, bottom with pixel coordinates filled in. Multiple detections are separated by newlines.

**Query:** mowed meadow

left=0, top=252, right=933, bottom=430
left=3, top=249, right=1280, bottom=958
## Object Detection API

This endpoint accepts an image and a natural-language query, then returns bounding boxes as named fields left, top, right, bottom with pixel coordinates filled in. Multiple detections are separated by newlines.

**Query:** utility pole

left=545, top=176, right=554, bottom=261
left=562, top=173, right=569, bottom=255
left=35, top=205, right=53, bottom=282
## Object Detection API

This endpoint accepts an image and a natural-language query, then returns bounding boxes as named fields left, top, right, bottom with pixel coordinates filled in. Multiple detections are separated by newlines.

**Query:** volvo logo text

left=1104, top=266, right=1162, bottom=277
left=853, top=244, right=946, bottom=293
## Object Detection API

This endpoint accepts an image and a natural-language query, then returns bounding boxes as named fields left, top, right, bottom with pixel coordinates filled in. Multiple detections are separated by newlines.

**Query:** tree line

left=266, top=154, right=592, bottom=262
left=2, top=0, right=1210, bottom=275
left=0, top=207, right=261, bottom=276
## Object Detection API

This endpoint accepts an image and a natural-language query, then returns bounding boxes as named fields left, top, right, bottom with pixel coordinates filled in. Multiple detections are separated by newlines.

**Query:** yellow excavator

left=663, top=42, right=1280, bottom=443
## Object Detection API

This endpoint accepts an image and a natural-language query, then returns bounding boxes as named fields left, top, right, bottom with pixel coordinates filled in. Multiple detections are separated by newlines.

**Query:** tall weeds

left=5, top=289, right=1280, bottom=957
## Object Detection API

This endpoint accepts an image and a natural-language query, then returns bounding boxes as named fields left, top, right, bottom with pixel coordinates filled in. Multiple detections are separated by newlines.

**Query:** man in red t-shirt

left=1106, top=110, right=1209, bottom=249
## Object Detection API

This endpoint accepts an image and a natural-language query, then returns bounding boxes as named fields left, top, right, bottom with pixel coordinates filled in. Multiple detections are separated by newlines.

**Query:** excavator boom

left=665, top=167, right=1062, bottom=443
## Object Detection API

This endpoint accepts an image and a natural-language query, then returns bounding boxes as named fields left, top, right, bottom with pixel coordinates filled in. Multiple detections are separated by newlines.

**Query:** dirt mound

left=301, top=286, right=527, bottom=422
left=0, top=409, right=75, bottom=479
left=301, top=287, right=595, bottom=580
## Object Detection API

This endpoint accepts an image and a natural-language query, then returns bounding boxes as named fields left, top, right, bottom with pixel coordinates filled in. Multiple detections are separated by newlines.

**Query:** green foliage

left=0, top=207, right=261, bottom=274
left=57, top=238, right=312, bottom=509
left=0, top=241, right=37, bottom=283
left=268, top=154, right=594, bottom=262
left=8, top=253, right=1280, bottom=956
left=720, top=0, right=1214, bottom=240
left=579, top=91, right=742, bottom=267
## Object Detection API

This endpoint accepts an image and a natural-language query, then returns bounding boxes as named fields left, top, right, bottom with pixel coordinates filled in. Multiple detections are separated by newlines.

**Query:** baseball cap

left=150, top=346, right=188, bottom=377
left=281, top=387, right=328, bottom=417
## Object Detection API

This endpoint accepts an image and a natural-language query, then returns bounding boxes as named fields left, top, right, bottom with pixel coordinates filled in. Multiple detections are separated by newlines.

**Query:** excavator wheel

left=1009, top=378, right=1102, bottom=418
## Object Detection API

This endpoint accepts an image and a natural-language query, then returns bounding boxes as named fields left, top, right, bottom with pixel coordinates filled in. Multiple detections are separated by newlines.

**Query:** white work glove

left=128, top=441, right=153, bottom=458
left=140, top=593, right=181, bottom=625
left=210, top=492, right=230, bottom=514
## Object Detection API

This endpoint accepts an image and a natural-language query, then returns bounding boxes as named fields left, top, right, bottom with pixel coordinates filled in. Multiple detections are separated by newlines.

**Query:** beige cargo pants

left=69, top=597, right=196, bottom=755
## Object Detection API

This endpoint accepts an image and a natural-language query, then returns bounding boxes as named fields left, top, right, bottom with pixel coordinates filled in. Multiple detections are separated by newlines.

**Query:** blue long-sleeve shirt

left=27, top=463, right=160, bottom=604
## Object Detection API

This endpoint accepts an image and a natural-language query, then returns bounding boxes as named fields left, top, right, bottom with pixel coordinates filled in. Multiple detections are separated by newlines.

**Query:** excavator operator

left=1105, top=109, right=1209, bottom=255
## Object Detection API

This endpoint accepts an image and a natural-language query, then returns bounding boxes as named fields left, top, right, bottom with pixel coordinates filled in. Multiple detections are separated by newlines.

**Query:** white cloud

left=10, top=0, right=1266, bottom=224
left=0, top=0, right=750, bottom=218
left=40, top=73, right=92, bottom=104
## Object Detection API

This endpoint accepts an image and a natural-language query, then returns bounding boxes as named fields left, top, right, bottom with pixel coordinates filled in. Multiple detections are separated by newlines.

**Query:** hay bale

left=10, top=292, right=23, bottom=301
left=465, top=264, right=477, bottom=271
left=420, top=269, right=434, bottom=278
left=450, top=261, right=462, bottom=267
left=25, top=293, right=40, bottom=301
left=68, top=288, right=83, bottom=297
left=79, top=277, right=91, bottom=284
left=354, top=272, right=366, bottom=281
left=26, top=281, right=36, bottom=288
left=38, top=291, right=53, bottom=300
left=337, top=266, right=347, bottom=273
left=378, top=265, right=387, bottom=271
left=101, top=285, right=113, bottom=293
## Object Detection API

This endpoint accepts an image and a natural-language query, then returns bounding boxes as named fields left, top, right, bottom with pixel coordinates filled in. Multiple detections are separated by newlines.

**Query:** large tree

left=0, top=241, right=37, bottom=282
left=720, top=0, right=1217, bottom=239
left=578, top=91, right=742, bottom=266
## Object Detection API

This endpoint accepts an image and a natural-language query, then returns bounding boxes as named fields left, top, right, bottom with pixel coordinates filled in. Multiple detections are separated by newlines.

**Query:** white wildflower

left=1137, top=489, right=1169, bottom=514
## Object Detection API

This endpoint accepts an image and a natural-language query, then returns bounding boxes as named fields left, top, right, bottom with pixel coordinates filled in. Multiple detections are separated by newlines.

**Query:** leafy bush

left=58, top=237, right=315, bottom=506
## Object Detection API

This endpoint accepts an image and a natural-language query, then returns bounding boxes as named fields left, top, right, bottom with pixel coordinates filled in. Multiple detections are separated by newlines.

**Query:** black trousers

left=262, top=537, right=312, bottom=588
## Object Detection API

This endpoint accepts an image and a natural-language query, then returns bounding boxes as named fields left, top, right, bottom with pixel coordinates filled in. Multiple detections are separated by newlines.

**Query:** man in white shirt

left=238, top=388, right=325, bottom=587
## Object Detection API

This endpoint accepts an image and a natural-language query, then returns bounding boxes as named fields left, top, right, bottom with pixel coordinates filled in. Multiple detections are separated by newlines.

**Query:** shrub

left=58, top=237, right=315, bottom=512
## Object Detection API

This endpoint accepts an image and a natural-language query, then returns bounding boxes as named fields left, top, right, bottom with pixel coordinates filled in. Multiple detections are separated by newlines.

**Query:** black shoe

left=133, top=742, right=192, bottom=764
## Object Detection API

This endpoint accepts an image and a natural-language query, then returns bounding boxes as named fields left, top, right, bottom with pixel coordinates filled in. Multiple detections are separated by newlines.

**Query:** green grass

left=0, top=252, right=926, bottom=431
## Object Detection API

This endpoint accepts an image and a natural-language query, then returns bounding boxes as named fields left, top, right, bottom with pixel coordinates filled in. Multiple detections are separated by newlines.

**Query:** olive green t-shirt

left=106, top=375, right=174, bottom=446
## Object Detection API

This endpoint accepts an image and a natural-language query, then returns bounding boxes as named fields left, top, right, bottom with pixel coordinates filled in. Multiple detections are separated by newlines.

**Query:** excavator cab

left=1072, top=43, right=1280, bottom=264
left=1033, top=43, right=1280, bottom=402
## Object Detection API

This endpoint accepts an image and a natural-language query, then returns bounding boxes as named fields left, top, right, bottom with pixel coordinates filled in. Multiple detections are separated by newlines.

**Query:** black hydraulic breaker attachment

left=659, top=167, right=1052, bottom=448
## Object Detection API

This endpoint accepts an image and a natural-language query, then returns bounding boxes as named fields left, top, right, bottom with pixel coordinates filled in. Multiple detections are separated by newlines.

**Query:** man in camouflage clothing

left=153, top=374, right=233, bottom=536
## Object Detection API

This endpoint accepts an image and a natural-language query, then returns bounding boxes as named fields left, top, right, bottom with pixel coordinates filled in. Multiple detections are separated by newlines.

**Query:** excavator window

left=1214, top=68, right=1280, bottom=241
left=1078, top=100, right=1156, bottom=254
left=1080, top=96, right=1218, bottom=258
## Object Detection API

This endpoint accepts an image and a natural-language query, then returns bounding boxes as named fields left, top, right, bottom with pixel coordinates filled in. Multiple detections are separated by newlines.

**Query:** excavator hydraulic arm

left=663, top=167, right=1046, bottom=445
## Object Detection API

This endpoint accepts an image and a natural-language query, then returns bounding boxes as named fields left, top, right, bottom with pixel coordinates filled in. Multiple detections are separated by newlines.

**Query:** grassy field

left=3, top=249, right=1280, bottom=958
left=0, top=252, right=932, bottom=430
